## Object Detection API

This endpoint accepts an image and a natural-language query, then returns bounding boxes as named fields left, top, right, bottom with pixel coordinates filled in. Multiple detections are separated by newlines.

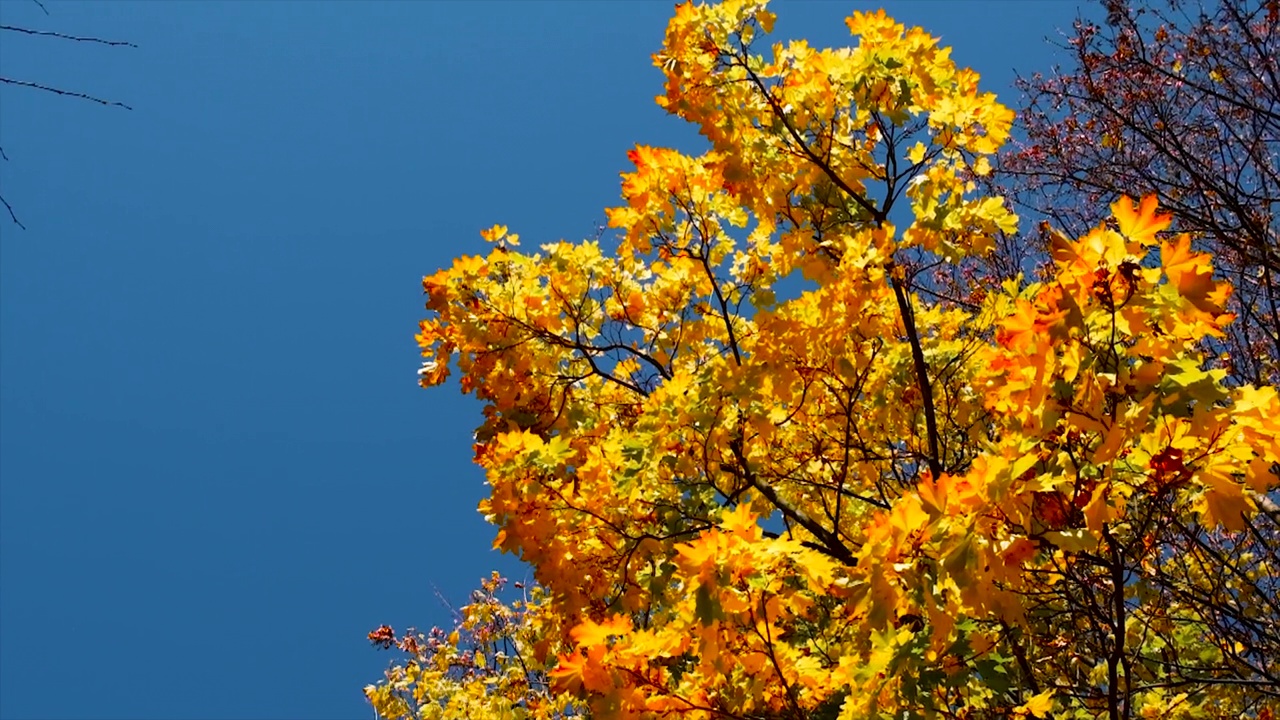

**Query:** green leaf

left=694, top=584, right=723, bottom=626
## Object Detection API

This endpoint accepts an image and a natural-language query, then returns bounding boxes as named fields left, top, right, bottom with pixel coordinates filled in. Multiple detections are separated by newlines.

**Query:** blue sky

left=0, top=2, right=1083, bottom=718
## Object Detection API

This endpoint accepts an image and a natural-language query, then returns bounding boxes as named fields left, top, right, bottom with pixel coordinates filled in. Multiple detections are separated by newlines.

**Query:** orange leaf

left=480, top=224, right=509, bottom=242
left=720, top=503, right=760, bottom=538
left=570, top=614, right=632, bottom=648
left=997, top=298, right=1068, bottom=351
left=1112, top=194, right=1170, bottom=246
left=1161, top=233, right=1221, bottom=312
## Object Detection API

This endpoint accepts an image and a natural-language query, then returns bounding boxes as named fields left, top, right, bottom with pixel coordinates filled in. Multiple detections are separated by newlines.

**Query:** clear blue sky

left=0, top=2, right=1083, bottom=718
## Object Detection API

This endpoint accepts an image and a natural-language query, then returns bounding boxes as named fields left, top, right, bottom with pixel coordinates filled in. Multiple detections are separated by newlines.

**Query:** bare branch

left=0, top=24, right=137, bottom=48
left=0, top=192, right=25, bottom=230
left=0, top=76, right=133, bottom=109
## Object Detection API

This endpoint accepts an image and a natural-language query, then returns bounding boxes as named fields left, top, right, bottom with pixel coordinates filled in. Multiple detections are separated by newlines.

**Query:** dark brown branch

left=0, top=24, right=137, bottom=47
left=737, top=62, right=884, bottom=224
left=728, top=434, right=858, bottom=567
left=752, top=593, right=807, bottom=720
left=0, top=76, right=133, bottom=109
left=0, top=193, right=25, bottom=230
left=0, top=143, right=21, bottom=227
left=888, top=271, right=944, bottom=479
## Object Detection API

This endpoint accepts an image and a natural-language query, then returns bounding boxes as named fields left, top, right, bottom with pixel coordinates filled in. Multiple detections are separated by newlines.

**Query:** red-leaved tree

left=999, top=0, right=1280, bottom=385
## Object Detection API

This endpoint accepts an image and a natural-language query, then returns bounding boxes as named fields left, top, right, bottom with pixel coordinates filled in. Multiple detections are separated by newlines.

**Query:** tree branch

left=888, top=270, right=944, bottom=479
left=0, top=24, right=137, bottom=47
left=0, top=76, right=133, bottom=109
left=728, top=433, right=858, bottom=567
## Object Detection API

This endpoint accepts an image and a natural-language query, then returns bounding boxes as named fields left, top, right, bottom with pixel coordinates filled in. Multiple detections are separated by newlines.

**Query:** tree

left=997, top=0, right=1280, bottom=387
left=366, top=573, right=584, bottom=720
left=370, top=1, right=1280, bottom=717
left=0, top=0, right=134, bottom=229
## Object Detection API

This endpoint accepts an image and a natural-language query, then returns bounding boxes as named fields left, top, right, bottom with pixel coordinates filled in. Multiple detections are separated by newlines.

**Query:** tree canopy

left=368, top=1, right=1280, bottom=718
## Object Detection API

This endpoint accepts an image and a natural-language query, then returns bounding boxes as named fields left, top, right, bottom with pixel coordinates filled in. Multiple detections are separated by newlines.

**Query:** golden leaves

left=844, top=9, right=901, bottom=40
left=1195, top=467, right=1254, bottom=531
left=480, top=223, right=519, bottom=246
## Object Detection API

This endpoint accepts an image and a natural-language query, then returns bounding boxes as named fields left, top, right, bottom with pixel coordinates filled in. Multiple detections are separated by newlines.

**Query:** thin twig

left=31, top=0, right=49, bottom=15
left=0, top=76, right=133, bottom=109
left=0, top=24, right=137, bottom=48
left=0, top=193, right=26, bottom=230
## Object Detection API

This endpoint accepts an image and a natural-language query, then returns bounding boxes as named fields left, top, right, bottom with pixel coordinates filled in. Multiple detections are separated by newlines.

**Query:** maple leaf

left=1161, top=233, right=1222, bottom=313
left=1001, top=537, right=1037, bottom=567
left=1112, top=194, right=1170, bottom=246
left=480, top=224, right=509, bottom=242
left=719, top=502, right=760, bottom=538
left=1014, top=690, right=1055, bottom=718
left=675, top=534, right=722, bottom=580
left=1196, top=469, right=1254, bottom=531
left=996, top=297, right=1068, bottom=350
left=570, top=615, right=632, bottom=648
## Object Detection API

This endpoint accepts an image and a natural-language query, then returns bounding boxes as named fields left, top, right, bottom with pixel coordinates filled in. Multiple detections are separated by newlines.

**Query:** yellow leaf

left=1090, top=421, right=1128, bottom=464
left=1246, top=455, right=1277, bottom=493
left=756, top=9, right=776, bottom=33
left=1015, top=690, right=1055, bottom=718
left=675, top=534, right=721, bottom=574
left=480, top=224, right=509, bottom=242
left=1082, top=482, right=1115, bottom=535
left=1197, top=470, right=1254, bottom=531
left=720, top=503, right=760, bottom=538
left=1001, top=537, right=1037, bottom=566
left=890, top=496, right=929, bottom=534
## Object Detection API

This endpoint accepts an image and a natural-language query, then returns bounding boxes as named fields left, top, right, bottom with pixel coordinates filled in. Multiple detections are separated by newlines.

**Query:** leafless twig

left=0, top=145, right=22, bottom=229
left=0, top=76, right=133, bottom=110
left=0, top=192, right=26, bottom=230
left=0, top=24, right=137, bottom=47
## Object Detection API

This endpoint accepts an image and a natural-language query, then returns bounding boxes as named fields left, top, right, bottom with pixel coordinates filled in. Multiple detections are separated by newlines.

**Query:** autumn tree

left=997, top=0, right=1280, bottom=386
left=992, top=5, right=1280, bottom=707
left=369, top=1, right=1280, bottom=718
